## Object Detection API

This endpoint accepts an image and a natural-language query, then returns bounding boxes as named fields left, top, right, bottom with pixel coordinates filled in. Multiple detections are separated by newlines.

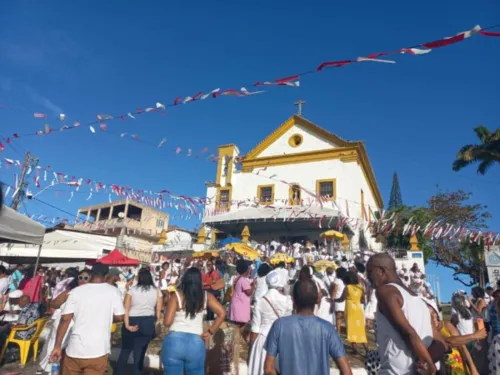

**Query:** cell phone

left=477, top=318, right=485, bottom=331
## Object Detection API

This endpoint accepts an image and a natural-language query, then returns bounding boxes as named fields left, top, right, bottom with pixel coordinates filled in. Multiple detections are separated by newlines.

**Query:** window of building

left=218, top=189, right=231, bottom=209
left=316, top=179, right=336, bottom=201
left=258, top=185, right=274, bottom=204
left=288, top=133, right=303, bottom=148
left=126, top=204, right=142, bottom=221
left=289, top=184, right=301, bottom=205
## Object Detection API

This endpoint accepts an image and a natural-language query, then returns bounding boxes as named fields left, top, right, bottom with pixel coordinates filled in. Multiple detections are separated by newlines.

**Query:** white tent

left=0, top=205, right=45, bottom=245
left=0, top=229, right=116, bottom=262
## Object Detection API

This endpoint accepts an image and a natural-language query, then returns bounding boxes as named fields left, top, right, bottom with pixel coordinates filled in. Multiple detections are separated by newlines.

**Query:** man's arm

left=328, top=327, right=352, bottom=375
left=336, top=357, right=353, bottom=375
left=263, top=319, right=280, bottom=375
left=112, top=289, right=125, bottom=323
left=377, top=285, right=436, bottom=374
left=55, top=313, right=73, bottom=348
left=50, top=313, right=73, bottom=362
left=264, top=355, right=277, bottom=375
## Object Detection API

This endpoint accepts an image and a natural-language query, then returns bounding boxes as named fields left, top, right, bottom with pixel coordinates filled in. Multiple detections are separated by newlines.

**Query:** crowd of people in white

left=1, top=237, right=499, bottom=375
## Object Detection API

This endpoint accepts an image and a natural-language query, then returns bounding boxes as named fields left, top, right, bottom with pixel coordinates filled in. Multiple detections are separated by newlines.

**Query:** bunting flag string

left=3, top=156, right=499, bottom=244
left=0, top=24, right=498, bottom=143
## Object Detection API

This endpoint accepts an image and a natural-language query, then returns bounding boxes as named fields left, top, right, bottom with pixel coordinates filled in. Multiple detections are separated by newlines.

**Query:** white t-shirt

left=128, top=286, right=159, bottom=317
left=62, top=283, right=125, bottom=359
left=0, top=277, right=9, bottom=296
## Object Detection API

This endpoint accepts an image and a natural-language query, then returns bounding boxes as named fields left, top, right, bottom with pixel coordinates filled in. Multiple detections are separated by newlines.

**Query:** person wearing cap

left=50, top=263, right=125, bottom=375
left=248, top=271, right=293, bottom=375
left=0, top=294, right=45, bottom=362
left=0, top=289, right=23, bottom=323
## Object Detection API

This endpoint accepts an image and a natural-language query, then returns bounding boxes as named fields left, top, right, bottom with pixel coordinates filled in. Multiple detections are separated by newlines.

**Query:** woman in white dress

left=364, top=280, right=377, bottom=330
left=332, top=267, right=347, bottom=332
left=253, top=263, right=272, bottom=301
left=37, top=268, right=90, bottom=374
left=248, top=272, right=293, bottom=375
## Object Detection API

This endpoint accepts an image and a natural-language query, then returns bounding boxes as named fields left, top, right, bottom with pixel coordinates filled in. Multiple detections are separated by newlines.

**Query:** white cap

left=9, top=290, right=23, bottom=298
left=266, top=271, right=285, bottom=289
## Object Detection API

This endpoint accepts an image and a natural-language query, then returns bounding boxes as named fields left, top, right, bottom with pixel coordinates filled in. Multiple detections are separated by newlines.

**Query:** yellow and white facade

left=202, top=114, right=384, bottom=250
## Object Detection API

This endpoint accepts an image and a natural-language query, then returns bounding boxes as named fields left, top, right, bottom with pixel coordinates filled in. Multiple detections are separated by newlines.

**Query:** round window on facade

left=288, top=134, right=303, bottom=148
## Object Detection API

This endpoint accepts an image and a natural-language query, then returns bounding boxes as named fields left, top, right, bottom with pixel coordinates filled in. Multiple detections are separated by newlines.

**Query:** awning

left=95, top=249, right=140, bottom=266
left=0, top=205, right=46, bottom=245
left=203, top=206, right=354, bottom=236
left=0, top=229, right=116, bottom=262
left=203, top=205, right=342, bottom=224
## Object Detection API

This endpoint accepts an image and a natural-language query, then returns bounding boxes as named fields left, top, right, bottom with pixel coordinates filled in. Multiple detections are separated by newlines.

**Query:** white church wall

left=258, top=124, right=338, bottom=157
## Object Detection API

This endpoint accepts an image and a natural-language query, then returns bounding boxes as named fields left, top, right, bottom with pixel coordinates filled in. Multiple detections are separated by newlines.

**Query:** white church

left=202, top=108, right=384, bottom=251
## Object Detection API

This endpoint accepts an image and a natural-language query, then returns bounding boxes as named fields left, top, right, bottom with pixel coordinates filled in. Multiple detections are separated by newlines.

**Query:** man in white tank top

left=366, top=254, right=436, bottom=375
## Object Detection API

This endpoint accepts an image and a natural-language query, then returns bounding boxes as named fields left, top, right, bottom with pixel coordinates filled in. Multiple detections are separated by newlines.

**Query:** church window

left=316, top=179, right=336, bottom=201
left=289, top=184, right=301, bottom=205
left=217, top=189, right=231, bottom=209
left=288, top=134, right=303, bottom=148
left=257, top=185, right=274, bottom=205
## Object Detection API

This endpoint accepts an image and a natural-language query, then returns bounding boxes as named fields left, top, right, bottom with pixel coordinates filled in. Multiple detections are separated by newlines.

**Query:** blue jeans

left=161, top=331, right=205, bottom=375
left=116, top=316, right=155, bottom=375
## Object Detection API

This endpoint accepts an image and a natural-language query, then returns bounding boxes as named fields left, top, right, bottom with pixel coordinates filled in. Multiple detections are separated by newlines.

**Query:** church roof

left=241, top=115, right=384, bottom=209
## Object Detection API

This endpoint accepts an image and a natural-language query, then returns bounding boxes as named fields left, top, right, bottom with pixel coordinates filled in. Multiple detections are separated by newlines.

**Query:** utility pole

left=11, top=151, right=39, bottom=211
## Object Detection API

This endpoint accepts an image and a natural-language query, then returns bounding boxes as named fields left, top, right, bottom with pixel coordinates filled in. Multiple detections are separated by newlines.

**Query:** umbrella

left=226, top=243, right=259, bottom=260
left=269, top=253, right=294, bottom=265
left=218, top=237, right=242, bottom=247
left=192, top=251, right=220, bottom=259
left=313, top=260, right=338, bottom=271
left=320, top=230, right=344, bottom=239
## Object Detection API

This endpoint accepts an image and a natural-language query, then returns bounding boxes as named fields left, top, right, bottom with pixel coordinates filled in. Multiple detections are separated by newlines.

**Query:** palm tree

left=452, top=126, right=500, bottom=175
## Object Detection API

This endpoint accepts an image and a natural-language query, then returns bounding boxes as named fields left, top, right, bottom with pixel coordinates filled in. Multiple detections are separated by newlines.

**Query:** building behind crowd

left=73, top=200, right=170, bottom=263
left=202, top=113, right=384, bottom=250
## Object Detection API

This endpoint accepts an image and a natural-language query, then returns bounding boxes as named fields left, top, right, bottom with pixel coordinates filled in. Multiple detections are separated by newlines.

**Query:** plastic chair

left=0, top=317, right=48, bottom=365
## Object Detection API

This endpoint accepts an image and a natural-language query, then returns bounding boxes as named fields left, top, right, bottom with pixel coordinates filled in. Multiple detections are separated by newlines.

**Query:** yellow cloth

left=440, top=325, right=466, bottom=375
left=345, top=284, right=367, bottom=344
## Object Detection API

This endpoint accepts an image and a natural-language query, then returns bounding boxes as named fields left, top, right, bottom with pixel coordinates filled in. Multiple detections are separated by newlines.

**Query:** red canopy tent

left=86, top=249, right=140, bottom=266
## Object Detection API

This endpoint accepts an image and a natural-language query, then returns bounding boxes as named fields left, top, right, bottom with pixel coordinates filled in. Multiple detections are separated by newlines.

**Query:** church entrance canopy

left=203, top=206, right=354, bottom=242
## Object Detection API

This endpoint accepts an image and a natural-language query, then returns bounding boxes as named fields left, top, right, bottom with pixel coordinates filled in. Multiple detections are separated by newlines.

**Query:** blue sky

left=0, top=0, right=499, bottom=299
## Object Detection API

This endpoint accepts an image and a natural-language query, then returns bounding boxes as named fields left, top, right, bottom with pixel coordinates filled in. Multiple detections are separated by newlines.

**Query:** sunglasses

left=78, top=275, right=90, bottom=281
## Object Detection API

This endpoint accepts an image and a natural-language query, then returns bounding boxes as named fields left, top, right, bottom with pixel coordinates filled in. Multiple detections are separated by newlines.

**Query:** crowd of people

left=0, top=241, right=498, bottom=375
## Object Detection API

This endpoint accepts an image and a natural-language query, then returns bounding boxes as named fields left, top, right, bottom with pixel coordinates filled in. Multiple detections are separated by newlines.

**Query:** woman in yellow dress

left=334, top=271, right=368, bottom=356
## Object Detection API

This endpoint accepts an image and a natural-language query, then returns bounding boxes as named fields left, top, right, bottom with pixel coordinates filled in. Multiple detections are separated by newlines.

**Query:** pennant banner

left=0, top=24, right=497, bottom=143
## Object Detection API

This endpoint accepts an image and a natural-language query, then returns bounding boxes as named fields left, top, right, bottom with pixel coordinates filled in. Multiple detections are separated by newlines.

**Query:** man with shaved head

left=366, top=253, right=436, bottom=374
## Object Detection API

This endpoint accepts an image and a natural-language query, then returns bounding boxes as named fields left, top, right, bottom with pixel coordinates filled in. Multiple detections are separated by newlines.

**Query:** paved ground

left=1, top=321, right=371, bottom=374
left=2, top=361, right=160, bottom=375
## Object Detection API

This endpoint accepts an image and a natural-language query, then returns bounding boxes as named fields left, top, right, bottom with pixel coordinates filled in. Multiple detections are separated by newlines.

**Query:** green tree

left=373, top=205, right=434, bottom=262
left=388, top=172, right=403, bottom=210
left=428, top=189, right=491, bottom=286
left=452, top=126, right=500, bottom=175
left=372, top=190, right=491, bottom=286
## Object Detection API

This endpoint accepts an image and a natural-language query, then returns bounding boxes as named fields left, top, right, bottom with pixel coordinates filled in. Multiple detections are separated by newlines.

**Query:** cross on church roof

left=294, top=100, right=306, bottom=116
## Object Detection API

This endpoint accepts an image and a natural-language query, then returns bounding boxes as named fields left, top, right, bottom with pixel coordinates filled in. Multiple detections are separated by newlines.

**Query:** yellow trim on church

left=242, top=148, right=358, bottom=170
left=316, top=179, right=337, bottom=201
left=241, top=115, right=384, bottom=209
left=245, top=115, right=349, bottom=159
left=257, top=184, right=274, bottom=205
left=215, top=144, right=236, bottom=187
